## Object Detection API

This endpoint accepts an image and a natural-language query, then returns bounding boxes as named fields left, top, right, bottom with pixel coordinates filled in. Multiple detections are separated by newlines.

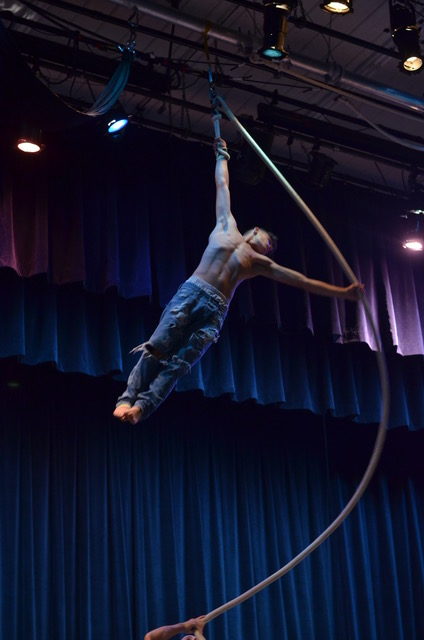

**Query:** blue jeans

left=116, top=276, right=229, bottom=420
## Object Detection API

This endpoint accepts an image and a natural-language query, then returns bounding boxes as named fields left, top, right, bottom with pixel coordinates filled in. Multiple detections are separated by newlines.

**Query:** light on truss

left=403, top=238, right=423, bottom=251
left=259, top=1, right=297, bottom=60
left=402, top=205, right=424, bottom=251
left=390, top=1, right=423, bottom=72
left=320, top=1, right=353, bottom=14
left=107, top=116, right=129, bottom=135
left=16, top=126, right=43, bottom=153
left=17, top=139, right=42, bottom=153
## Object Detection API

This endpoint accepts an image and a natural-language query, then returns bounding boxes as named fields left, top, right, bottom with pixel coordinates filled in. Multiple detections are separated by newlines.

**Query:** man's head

left=243, top=227, right=278, bottom=255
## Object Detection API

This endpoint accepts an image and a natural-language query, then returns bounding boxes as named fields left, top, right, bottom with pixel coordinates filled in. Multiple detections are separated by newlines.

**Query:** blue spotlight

left=259, top=2, right=298, bottom=61
left=107, top=116, right=129, bottom=134
left=261, top=47, right=286, bottom=60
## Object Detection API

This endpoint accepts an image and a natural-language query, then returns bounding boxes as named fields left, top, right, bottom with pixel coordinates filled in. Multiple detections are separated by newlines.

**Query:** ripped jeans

left=116, top=275, right=229, bottom=420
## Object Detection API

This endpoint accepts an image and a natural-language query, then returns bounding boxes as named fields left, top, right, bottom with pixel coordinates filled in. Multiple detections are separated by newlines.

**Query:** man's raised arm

left=214, top=138, right=237, bottom=232
left=255, top=255, right=364, bottom=301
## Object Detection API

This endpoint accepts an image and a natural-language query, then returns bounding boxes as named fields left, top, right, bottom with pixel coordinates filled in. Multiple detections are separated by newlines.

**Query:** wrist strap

left=215, top=147, right=230, bottom=161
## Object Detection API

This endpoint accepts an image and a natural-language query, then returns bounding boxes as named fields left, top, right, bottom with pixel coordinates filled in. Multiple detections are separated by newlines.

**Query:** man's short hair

left=244, top=227, right=278, bottom=255
left=260, top=228, right=278, bottom=255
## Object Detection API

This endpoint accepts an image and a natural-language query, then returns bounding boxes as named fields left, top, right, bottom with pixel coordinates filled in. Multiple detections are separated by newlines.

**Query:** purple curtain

left=2, top=130, right=422, bottom=355
left=381, top=248, right=424, bottom=355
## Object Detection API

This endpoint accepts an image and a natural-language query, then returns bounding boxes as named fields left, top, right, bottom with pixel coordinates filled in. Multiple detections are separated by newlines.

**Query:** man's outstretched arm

left=214, top=138, right=237, bottom=232
left=255, top=256, right=364, bottom=300
left=144, top=616, right=205, bottom=640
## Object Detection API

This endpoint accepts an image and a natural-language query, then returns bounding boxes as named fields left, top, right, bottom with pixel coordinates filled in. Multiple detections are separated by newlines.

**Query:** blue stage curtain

left=2, top=128, right=424, bottom=356
left=1, top=267, right=424, bottom=429
left=0, top=377, right=423, bottom=640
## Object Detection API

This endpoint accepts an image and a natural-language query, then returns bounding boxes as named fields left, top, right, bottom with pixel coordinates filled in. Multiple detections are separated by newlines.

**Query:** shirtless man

left=114, top=139, right=362, bottom=424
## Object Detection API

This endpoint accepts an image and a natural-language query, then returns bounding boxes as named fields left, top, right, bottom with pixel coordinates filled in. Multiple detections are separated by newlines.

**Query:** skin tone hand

left=113, top=404, right=143, bottom=424
left=144, top=616, right=206, bottom=640
left=344, top=282, right=365, bottom=301
left=182, top=617, right=206, bottom=636
left=213, top=137, right=229, bottom=158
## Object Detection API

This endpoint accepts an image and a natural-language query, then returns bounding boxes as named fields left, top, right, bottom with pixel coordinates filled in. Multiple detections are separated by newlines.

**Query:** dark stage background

left=0, top=362, right=423, bottom=640
left=1, top=34, right=424, bottom=638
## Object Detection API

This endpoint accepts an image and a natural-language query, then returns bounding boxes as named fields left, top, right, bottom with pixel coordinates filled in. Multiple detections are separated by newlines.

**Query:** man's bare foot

left=113, top=404, right=143, bottom=424
left=125, top=406, right=143, bottom=424
left=113, top=404, right=131, bottom=419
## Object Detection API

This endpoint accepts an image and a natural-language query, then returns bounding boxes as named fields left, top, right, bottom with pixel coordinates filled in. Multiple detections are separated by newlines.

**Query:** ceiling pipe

left=108, top=0, right=252, bottom=48
left=36, top=0, right=399, bottom=61
left=108, top=0, right=424, bottom=116
left=277, top=54, right=424, bottom=114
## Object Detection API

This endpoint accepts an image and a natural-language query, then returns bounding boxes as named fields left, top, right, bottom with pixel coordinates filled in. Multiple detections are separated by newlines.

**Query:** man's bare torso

left=192, top=224, right=262, bottom=300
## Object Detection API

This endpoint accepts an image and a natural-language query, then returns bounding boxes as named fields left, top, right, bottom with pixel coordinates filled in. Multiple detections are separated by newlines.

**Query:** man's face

left=245, top=227, right=272, bottom=255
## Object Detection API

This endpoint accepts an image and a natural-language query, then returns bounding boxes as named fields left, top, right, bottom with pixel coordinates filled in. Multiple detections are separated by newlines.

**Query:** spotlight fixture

left=16, top=127, right=43, bottom=153
left=390, top=0, right=423, bottom=72
left=259, top=1, right=298, bottom=61
left=107, top=115, right=129, bottom=135
left=403, top=238, right=423, bottom=251
left=402, top=203, right=424, bottom=251
left=16, top=139, right=42, bottom=153
left=320, top=1, right=353, bottom=14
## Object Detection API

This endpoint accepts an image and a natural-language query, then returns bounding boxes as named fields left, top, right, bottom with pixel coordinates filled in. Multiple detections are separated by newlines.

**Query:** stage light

left=259, top=1, right=297, bottom=61
left=390, top=1, right=423, bottom=72
left=16, top=126, right=43, bottom=153
left=320, top=1, right=353, bottom=14
left=395, top=27, right=422, bottom=72
left=107, top=116, right=129, bottom=134
left=16, top=139, right=42, bottom=153
left=106, top=112, right=130, bottom=141
left=402, top=205, right=424, bottom=251
left=403, top=238, right=423, bottom=251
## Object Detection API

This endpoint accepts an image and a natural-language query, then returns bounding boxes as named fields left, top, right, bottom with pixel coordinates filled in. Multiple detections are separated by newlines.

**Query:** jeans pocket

left=192, top=325, right=220, bottom=350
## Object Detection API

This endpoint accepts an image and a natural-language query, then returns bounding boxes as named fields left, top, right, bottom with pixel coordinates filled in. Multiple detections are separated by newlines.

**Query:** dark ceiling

left=2, top=0, right=424, bottom=197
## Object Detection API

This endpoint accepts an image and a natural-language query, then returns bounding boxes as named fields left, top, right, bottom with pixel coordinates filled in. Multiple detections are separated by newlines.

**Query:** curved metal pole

left=195, top=95, right=390, bottom=637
